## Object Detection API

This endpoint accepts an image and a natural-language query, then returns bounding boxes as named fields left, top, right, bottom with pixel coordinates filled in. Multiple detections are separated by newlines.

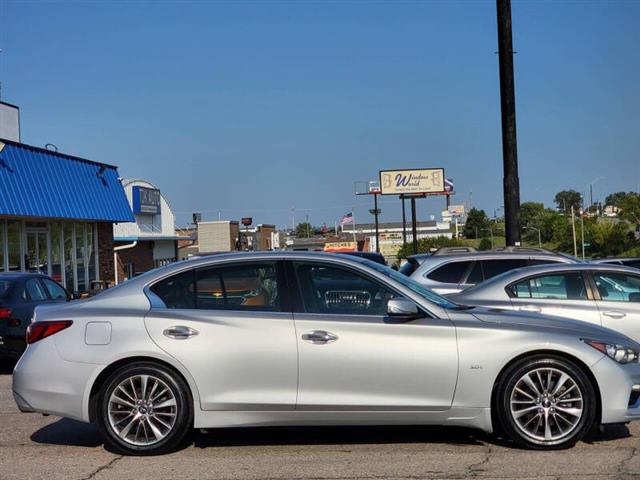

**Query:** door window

left=465, top=261, right=483, bottom=284
left=149, top=262, right=279, bottom=311
left=23, top=279, right=48, bottom=301
left=426, top=261, right=471, bottom=284
left=509, top=273, right=587, bottom=300
left=593, top=272, right=640, bottom=302
left=42, top=278, right=68, bottom=300
left=293, top=262, right=395, bottom=315
left=196, top=263, right=279, bottom=311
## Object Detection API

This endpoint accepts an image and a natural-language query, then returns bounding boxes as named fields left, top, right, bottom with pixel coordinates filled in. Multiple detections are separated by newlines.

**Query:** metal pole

left=401, top=195, right=407, bottom=245
left=580, top=212, right=585, bottom=260
left=411, top=197, right=418, bottom=255
left=374, top=194, right=380, bottom=253
left=538, top=229, right=541, bottom=248
left=497, top=0, right=521, bottom=246
left=571, top=206, right=578, bottom=257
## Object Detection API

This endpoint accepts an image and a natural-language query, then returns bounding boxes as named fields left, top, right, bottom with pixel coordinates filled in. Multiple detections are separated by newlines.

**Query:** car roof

left=591, top=257, right=640, bottom=263
left=0, top=272, right=48, bottom=280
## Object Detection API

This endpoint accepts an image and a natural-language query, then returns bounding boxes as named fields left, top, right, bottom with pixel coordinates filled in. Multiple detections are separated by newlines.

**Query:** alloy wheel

left=509, top=367, right=584, bottom=444
left=107, top=374, right=178, bottom=446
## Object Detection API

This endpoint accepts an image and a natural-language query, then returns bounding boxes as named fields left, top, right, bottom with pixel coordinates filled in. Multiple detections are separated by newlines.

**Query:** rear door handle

left=519, top=305, right=541, bottom=313
left=163, top=325, right=199, bottom=340
left=302, top=330, right=338, bottom=344
left=602, top=310, right=626, bottom=319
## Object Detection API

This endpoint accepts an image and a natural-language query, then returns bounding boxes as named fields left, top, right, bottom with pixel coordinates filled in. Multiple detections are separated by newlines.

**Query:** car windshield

left=361, top=260, right=462, bottom=309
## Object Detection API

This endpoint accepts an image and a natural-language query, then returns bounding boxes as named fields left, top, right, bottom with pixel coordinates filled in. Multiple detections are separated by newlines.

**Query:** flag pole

left=352, top=208, right=356, bottom=244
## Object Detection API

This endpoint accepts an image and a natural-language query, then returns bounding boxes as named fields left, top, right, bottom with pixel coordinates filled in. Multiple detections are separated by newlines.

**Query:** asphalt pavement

left=1, top=362, right=639, bottom=480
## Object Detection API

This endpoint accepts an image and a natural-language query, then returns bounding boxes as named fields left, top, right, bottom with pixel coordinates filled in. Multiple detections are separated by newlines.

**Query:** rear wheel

left=496, top=355, right=596, bottom=450
left=96, top=362, right=192, bottom=455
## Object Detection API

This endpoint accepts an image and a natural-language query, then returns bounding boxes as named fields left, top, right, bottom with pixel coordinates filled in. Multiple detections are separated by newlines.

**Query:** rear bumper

left=12, top=338, right=100, bottom=422
left=0, top=334, right=25, bottom=359
left=592, top=356, right=640, bottom=424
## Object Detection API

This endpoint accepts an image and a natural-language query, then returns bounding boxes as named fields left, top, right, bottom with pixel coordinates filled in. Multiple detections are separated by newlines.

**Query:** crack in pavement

left=79, top=455, right=123, bottom=480
left=615, top=446, right=638, bottom=480
left=464, top=445, right=492, bottom=478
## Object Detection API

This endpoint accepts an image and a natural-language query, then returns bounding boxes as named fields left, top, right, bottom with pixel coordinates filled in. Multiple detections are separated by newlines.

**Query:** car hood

left=469, top=307, right=636, bottom=345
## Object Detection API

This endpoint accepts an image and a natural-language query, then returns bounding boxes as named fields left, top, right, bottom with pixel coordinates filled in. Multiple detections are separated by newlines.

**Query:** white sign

left=379, top=168, right=445, bottom=195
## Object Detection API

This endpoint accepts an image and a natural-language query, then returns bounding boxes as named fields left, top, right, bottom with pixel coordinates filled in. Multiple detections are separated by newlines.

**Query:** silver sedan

left=449, top=263, right=640, bottom=342
left=12, top=252, right=640, bottom=455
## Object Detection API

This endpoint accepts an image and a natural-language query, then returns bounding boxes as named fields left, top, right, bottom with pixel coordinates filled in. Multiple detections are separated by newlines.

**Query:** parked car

left=0, top=272, right=72, bottom=360
left=409, top=249, right=580, bottom=295
left=13, top=252, right=640, bottom=454
left=449, top=263, right=640, bottom=341
left=591, top=258, right=640, bottom=269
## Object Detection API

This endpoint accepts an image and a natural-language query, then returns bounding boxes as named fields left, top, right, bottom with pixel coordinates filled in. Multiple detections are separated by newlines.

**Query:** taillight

left=0, top=308, right=12, bottom=319
left=26, top=320, right=73, bottom=344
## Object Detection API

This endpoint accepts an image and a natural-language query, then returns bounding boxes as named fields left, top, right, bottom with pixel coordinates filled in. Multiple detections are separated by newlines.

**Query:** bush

left=478, top=237, right=493, bottom=251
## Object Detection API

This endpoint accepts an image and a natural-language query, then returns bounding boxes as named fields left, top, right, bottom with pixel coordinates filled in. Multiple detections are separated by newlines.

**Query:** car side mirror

left=387, top=298, right=423, bottom=320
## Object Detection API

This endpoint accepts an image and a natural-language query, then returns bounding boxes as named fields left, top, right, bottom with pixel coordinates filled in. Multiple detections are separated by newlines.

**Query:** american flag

left=340, top=212, right=353, bottom=225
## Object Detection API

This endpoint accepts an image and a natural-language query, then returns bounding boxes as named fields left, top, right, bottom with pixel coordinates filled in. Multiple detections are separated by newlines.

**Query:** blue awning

left=0, top=139, right=134, bottom=222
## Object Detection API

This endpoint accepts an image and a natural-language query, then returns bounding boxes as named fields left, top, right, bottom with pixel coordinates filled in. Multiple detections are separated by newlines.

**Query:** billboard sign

left=132, top=186, right=161, bottom=215
left=241, top=217, right=253, bottom=226
left=379, top=168, right=445, bottom=195
left=448, top=204, right=465, bottom=217
left=324, top=241, right=357, bottom=252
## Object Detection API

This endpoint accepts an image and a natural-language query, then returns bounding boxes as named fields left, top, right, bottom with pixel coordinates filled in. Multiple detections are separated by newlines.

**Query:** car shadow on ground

left=0, top=360, right=16, bottom=374
left=29, top=419, right=632, bottom=452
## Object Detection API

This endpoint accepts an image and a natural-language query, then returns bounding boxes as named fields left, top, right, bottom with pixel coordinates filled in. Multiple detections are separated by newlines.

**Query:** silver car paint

left=12, top=252, right=640, bottom=435
left=450, top=263, right=640, bottom=342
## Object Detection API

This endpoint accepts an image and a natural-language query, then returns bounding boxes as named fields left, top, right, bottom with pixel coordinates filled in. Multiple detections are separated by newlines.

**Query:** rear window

left=0, top=280, right=14, bottom=299
left=427, top=261, right=471, bottom=284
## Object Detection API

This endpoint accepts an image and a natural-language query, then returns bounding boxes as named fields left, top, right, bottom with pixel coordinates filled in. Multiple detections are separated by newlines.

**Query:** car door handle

left=163, top=325, right=199, bottom=340
left=518, top=305, right=541, bottom=313
left=301, top=330, right=338, bottom=344
left=602, top=310, right=626, bottom=319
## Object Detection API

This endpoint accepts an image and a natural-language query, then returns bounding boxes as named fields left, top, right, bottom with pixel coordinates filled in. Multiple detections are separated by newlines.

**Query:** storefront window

left=7, top=221, right=22, bottom=271
left=87, top=223, right=96, bottom=285
left=75, top=223, right=86, bottom=292
left=50, top=223, right=63, bottom=284
left=64, top=223, right=75, bottom=292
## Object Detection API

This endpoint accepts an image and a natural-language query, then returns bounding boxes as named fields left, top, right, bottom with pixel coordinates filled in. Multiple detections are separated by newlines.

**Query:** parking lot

left=0, top=365, right=638, bottom=480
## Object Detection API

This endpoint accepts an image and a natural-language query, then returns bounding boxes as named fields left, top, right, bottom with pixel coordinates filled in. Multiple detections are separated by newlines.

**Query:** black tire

left=495, top=355, right=596, bottom=450
left=96, top=362, right=193, bottom=455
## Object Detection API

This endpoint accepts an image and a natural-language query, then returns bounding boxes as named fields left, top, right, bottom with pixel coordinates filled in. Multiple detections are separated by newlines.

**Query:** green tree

left=478, top=237, right=493, bottom=251
left=295, top=222, right=313, bottom=238
left=396, top=236, right=464, bottom=260
left=554, top=190, right=582, bottom=214
left=463, top=208, right=490, bottom=239
left=605, top=191, right=631, bottom=207
left=617, top=192, right=640, bottom=223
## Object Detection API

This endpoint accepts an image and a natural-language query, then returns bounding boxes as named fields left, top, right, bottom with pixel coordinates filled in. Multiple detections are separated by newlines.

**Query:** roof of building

left=0, top=139, right=134, bottom=222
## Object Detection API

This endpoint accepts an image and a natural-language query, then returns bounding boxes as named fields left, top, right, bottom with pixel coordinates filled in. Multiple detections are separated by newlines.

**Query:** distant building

left=0, top=101, right=20, bottom=142
left=113, top=179, right=186, bottom=282
left=197, top=220, right=241, bottom=253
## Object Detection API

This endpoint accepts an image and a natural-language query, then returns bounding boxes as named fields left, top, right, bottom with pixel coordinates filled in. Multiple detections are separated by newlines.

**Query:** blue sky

left=1, top=0, right=638, bottom=229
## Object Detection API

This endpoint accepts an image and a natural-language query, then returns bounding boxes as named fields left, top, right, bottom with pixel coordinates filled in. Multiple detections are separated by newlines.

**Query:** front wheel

left=96, top=362, right=193, bottom=455
left=496, top=355, right=596, bottom=450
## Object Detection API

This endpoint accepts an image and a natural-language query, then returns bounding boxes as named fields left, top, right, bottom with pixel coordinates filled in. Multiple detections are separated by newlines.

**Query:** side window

left=593, top=272, right=640, bottom=302
left=623, top=260, right=640, bottom=269
left=465, top=261, right=483, bottom=284
left=24, top=279, right=48, bottom=301
left=426, top=261, right=471, bottom=284
left=293, top=262, right=395, bottom=315
left=149, top=270, right=196, bottom=309
left=482, top=259, right=528, bottom=280
left=42, top=279, right=67, bottom=300
left=509, top=273, right=587, bottom=300
left=196, top=263, right=279, bottom=311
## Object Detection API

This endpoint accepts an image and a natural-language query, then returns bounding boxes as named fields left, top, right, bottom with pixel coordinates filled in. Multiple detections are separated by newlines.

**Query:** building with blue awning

left=0, top=137, right=134, bottom=292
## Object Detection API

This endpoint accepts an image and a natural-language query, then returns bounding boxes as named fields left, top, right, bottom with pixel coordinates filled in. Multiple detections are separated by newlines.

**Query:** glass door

left=25, top=230, right=49, bottom=274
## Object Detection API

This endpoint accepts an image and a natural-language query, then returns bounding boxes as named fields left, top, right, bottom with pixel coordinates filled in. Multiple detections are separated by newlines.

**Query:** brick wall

left=97, top=222, right=115, bottom=283
left=115, top=241, right=154, bottom=281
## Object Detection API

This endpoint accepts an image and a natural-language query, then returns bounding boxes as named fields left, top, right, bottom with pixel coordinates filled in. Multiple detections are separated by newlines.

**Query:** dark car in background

left=335, top=251, right=387, bottom=265
left=0, top=272, right=72, bottom=360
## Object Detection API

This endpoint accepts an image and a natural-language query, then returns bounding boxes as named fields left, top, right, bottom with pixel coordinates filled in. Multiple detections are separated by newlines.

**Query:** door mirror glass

left=387, top=298, right=421, bottom=319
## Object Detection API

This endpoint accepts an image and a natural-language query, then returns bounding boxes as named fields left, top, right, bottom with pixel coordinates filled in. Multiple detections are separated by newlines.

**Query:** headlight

left=583, top=339, right=640, bottom=364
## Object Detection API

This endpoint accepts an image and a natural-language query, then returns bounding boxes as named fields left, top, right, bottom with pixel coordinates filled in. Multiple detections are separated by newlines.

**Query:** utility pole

left=571, top=206, right=578, bottom=257
left=411, top=197, right=418, bottom=255
left=497, top=0, right=522, bottom=246
left=401, top=195, right=407, bottom=245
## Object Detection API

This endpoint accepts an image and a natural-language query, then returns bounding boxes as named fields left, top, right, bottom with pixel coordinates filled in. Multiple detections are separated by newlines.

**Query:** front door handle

left=602, top=310, right=626, bottom=319
left=301, top=330, right=338, bottom=345
left=163, top=325, right=199, bottom=340
left=519, top=305, right=541, bottom=313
